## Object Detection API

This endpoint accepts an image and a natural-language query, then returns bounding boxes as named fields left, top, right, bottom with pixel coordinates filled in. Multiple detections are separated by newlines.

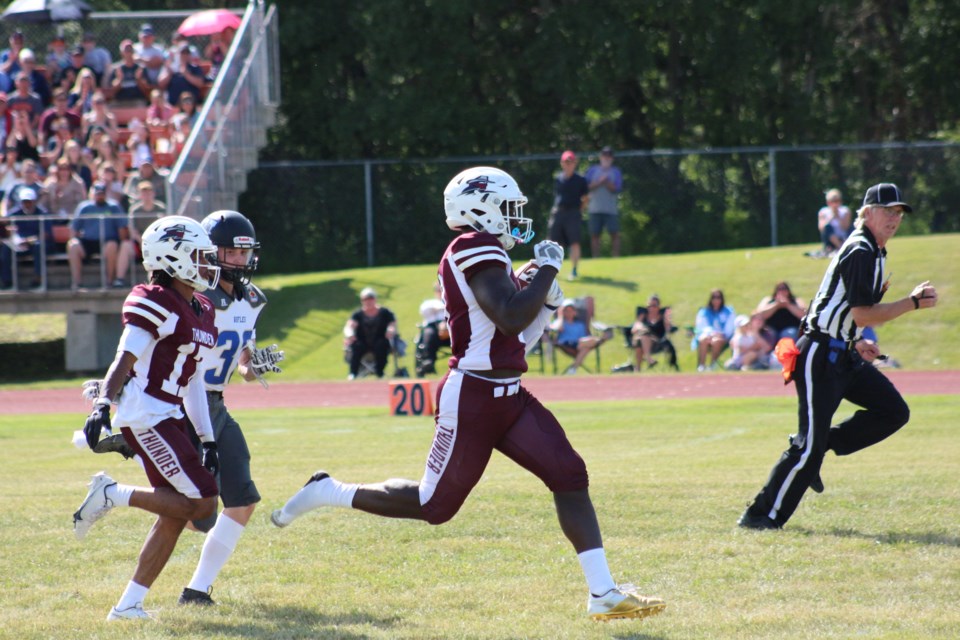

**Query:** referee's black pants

left=747, top=335, right=910, bottom=526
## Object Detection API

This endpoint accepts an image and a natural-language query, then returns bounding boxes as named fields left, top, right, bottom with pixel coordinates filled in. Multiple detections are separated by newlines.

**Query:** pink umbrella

left=177, top=9, right=241, bottom=37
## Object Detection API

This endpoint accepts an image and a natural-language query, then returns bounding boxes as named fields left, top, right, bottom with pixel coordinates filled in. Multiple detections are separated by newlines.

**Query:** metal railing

left=166, top=0, right=280, bottom=219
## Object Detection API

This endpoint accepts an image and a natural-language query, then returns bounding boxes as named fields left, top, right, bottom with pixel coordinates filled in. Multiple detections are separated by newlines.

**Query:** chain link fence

left=241, top=142, right=960, bottom=274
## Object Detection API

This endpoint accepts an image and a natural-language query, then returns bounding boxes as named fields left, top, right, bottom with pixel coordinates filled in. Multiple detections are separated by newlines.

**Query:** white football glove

left=81, top=379, right=102, bottom=405
left=533, top=240, right=564, bottom=273
left=246, top=341, right=285, bottom=389
left=545, top=279, right=564, bottom=309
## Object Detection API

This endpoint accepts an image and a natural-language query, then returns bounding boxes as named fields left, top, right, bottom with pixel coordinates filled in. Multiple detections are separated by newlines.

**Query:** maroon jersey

left=439, top=232, right=528, bottom=372
left=122, top=283, right=218, bottom=404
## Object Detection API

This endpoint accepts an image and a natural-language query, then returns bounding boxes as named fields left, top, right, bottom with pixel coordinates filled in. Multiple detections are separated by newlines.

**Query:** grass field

left=2, top=394, right=958, bottom=639
left=1, top=234, right=957, bottom=386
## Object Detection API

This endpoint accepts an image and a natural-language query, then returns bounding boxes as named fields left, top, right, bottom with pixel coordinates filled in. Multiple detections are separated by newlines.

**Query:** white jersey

left=202, top=282, right=268, bottom=392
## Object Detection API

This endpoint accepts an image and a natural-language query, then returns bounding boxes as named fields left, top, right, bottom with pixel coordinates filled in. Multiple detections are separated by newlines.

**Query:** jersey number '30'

left=205, top=329, right=254, bottom=386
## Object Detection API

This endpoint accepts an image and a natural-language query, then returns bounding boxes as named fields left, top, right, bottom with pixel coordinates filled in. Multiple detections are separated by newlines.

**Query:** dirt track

left=4, top=369, right=957, bottom=415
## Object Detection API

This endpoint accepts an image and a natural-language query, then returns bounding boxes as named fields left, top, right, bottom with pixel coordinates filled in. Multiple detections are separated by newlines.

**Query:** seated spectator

left=170, top=109, right=193, bottom=155
left=97, top=163, right=127, bottom=210
left=123, top=156, right=165, bottom=205
left=0, top=147, right=21, bottom=200
left=81, top=91, right=118, bottom=143
left=724, top=314, right=772, bottom=371
left=68, top=67, right=97, bottom=114
left=204, top=30, right=228, bottom=76
left=754, top=281, right=806, bottom=346
left=0, top=30, right=25, bottom=85
left=125, top=118, right=153, bottom=166
left=343, top=287, right=398, bottom=380
left=93, top=136, right=125, bottom=180
left=64, top=139, right=92, bottom=190
left=160, top=46, right=209, bottom=108
left=0, top=92, right=12, bottom=148
left=550, top=298, right=605, bottom=375
left=816, top=188, right=851, bottom=256
left=55, top=65, right=77, bottom=97
left=39, top=88, right=81, bottom=148
left=6, top=110, right=39, bottom=164
left=134, top=23, right=166, bottom=87
left=67, top=181, right=131, bottom=289
left=18, top=49, right=51, bottom=108
left=4, top=159, right=43, bottom=215
left=45, top=35, right=71, bottom=88
left=167, top=33, right=201, bottom=73
left=80, top=33, right=112, bottom=86
left=693, top=288, right=736, bottom=371
left=414, top=282, right=449, bottom=376
left=0, top=187, right=53, bottom=289
left=108, top=39, right=149, bottom=106
left=8, top=72, right=43, bottom=129
left=41, top=157, right=87, bottom=220
left=145, top=88, right=174, bottom=128
left=127, top=180, right=166, bottom=255
left=628, top=294, right=678, bottom=372
left=44, top=116, right=76, bottom=159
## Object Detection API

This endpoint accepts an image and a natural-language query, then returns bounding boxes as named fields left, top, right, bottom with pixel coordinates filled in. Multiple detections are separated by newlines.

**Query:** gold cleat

left=588, top=584, right=667, bottom=622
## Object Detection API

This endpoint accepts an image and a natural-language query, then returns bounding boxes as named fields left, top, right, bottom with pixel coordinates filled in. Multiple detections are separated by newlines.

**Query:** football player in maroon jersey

left=272, top=167, right=666, bottom=621
left=72, top=215, right=222, bottom=621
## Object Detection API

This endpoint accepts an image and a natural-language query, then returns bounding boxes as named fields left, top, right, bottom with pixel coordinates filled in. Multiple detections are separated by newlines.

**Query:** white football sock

left=578, top=547, right=617, bottom=596
left=105, top=483, right=134, bottom=508
left=187, top=513, right=245, bottom=593
left=281, top=475, right=359, bottom=519
left=115, top=580, right=149, bottom=610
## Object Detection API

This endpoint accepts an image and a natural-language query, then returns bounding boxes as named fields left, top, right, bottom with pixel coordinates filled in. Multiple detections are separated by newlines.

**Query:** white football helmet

left=444, top=166, right=533, bottom=250
left=141, top=215, right=221, bottom=291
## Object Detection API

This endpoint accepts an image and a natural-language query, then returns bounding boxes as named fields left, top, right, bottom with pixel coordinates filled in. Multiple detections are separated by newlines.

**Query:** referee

left=738, top=183, right=938, bottom=530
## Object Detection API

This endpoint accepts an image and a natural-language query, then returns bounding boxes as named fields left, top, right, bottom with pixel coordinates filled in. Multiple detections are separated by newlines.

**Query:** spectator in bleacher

left=81, top=92, right=118, bottom=143
left=170, top=110, right=192, bottom=155
left=0, top=93, right=11, bottom=148
left=45, top=116, right=76, bottom=160
left=146, top=87, right=174, bottom=128
left=97, top=163, right=127, bottom=210
left=0, top=187, right=53, bottom=289
left=123, top=156, right=165, bottom=204
left=80, top=33, right=112, bottom=87
left=134, top=23, right=166, bottom=86
left=8, top=73, right=43, bottom=129
left=64, top=139, right=93, bottom=190
left=94, top=136, right=125, bottom=177
left=204, top=31, right=228, bottom=76
left=174, top=90, right=200, bottom=127
left=39, top=89, right=81, bottom=149
left=18, top=49, right=51, bottom=108
left=0, top=148, right=20, bottom=200
left=127, top=180, right=166, bottom=254
left=4, top=159, right=43, bottom=215
left=42, top=157, right=86, bottom=220
left=167, top=33, right=201, bottom=73
left=0, top=30, right=25, bottom=85
left=67, top=181, right=131, bottom=289
left=160, top=46, right=209, bottom=108
left=45, top=35, right=71, bottom=88
left=108, top=39, right=149, bottom=107
left=6, top=110, right=39, bottom=164
left=68, top=67, right=97, bottom=114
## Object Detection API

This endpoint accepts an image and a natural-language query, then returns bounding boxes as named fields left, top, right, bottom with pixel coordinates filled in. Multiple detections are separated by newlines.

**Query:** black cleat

left=737, top=509, right=781, bottom=530
left=179, top=587, right=215, bottom=606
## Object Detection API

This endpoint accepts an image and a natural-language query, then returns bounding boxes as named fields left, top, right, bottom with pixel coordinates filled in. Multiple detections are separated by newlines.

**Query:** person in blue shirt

left=551, top=298, right=604, bottom=375
left=0, top=187, right=53, bottom=289
left=67, top=182, right=131, bottom=290
left=693, top=288, right=736, bottom=371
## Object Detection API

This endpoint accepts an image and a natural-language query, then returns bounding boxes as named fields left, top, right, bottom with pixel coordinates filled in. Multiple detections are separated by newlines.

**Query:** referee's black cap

left=863, top=183, right=912, bottom=213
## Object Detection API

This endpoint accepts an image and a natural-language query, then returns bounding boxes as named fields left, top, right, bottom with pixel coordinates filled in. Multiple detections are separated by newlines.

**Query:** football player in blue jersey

left=178, top=210, right=285, bottom=606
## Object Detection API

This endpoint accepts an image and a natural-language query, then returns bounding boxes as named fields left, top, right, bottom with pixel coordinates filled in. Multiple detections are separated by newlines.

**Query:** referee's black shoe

left=737, top=509, right=781, bottom=530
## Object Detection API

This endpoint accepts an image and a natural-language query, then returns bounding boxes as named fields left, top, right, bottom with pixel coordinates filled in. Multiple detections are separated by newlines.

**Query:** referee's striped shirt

left=804, top=225, right=886, bottom=342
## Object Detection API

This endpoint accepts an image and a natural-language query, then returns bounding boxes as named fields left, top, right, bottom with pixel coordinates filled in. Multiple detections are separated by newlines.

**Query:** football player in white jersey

left=176, top=210, right=284, bottom=606
left=72, top=216, right=222, bottom=621
left=271, top=167, right=666, bottom=622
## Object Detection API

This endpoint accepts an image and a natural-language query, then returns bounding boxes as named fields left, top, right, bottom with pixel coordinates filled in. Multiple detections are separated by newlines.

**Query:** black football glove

left=93, top=433, right=137, bottom=460
left=201, top=441, right=219, bottom=476
left=83, top=400, right=112, bottom=451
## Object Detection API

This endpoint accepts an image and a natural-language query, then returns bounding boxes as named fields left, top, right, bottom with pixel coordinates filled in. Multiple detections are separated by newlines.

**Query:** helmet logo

left=233, top=235, right=255, bottom=247
left=460, top=175, right=492, bottom=195
left=158, top=223, right=189, bottom=242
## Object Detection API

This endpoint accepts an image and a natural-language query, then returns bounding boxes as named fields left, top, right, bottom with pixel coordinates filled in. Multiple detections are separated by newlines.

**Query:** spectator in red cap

left=547, top=150, right=589, bottom=279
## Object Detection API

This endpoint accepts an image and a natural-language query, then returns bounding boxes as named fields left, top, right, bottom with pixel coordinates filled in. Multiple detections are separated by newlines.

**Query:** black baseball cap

left=862, top=183, right=912, bottom=213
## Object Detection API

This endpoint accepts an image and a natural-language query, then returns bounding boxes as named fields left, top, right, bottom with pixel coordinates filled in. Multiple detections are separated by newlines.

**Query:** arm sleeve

left=520, top=305, right=556, bottom=355
left=116, top=324, right=154, bottom=359
left=183, top=373, right=214, bottom=443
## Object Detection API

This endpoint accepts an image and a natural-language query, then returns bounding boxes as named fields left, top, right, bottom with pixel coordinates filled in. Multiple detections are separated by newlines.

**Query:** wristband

left=910, top=295, right=920, bottom=310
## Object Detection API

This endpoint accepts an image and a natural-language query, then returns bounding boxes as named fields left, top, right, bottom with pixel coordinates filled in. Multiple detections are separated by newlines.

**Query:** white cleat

left=270, top=508, right=293, bottom=528
left=106, top=602, right=152, bottom=621
left=73, top=472, right=116, bottom=540
left=270, top=471, right=331, bottom=528
left=588, top=584, right=667, bottom=622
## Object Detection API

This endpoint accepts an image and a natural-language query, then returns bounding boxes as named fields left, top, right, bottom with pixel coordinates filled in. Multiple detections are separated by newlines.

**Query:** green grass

left=1, top=235, right=957, bottom=387
left=2, top=395, right=959, bottom=639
